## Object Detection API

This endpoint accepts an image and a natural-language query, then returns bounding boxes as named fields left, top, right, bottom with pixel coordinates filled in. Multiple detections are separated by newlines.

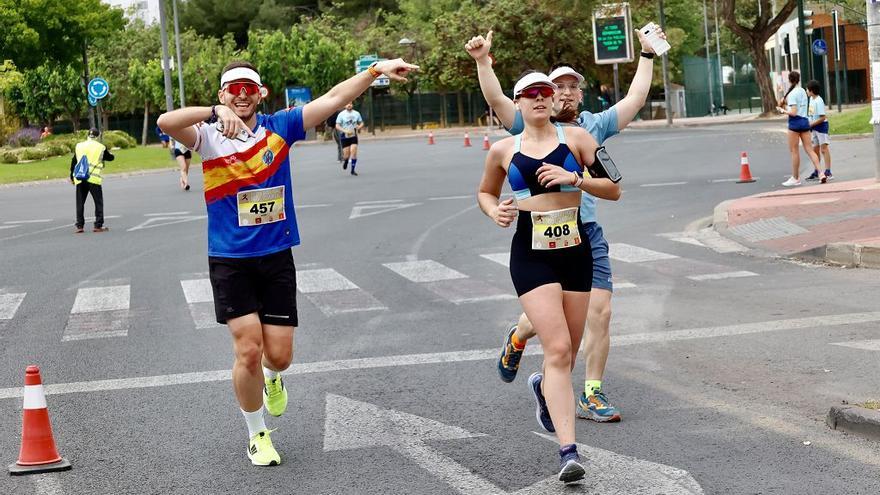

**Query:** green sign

left=593, top=3, right=633, bottom=64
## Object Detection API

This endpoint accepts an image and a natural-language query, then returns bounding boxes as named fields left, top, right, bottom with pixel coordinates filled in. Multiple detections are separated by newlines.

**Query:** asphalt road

left=1, top=122, right=879, bottom=494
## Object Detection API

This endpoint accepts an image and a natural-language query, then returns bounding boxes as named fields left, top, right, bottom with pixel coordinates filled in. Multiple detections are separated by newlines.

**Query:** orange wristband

left=367, top=65, right=381, bottom=78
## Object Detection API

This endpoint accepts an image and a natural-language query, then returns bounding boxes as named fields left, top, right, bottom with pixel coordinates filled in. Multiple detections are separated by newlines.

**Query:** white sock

left=263, top=367, right=280, bottom=381
left=241, top=406, right=266, bottom=438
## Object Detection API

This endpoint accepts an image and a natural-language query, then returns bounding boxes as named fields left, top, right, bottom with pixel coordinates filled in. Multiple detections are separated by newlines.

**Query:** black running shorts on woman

left=509, top=212, right=593, bottom=297
left=209, top=248, right=298, bottom=326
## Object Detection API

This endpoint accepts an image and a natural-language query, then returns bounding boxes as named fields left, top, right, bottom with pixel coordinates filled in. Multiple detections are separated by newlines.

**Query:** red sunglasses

left=517, top=86, right=555, bottom=99
left=224, top=82, right=264, bottom=96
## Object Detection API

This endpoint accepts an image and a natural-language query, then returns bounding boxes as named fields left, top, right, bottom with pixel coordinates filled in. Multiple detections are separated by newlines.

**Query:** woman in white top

left=778, top=71, right=824, bottom=186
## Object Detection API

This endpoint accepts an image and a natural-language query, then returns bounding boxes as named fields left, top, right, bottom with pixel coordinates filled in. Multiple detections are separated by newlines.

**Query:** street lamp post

left=399, top=37, right=422, bottom=129
left=732, top=51, right=736, bottom=85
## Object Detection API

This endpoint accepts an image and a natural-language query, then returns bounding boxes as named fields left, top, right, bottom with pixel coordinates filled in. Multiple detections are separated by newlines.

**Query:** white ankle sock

left=241, top=406, right=266, bottom=438
left=263, top=367, right=280, bottom=381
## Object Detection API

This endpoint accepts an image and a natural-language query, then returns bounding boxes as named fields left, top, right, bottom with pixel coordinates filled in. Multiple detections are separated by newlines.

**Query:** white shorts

left=811, top=131, right=831, bottom=146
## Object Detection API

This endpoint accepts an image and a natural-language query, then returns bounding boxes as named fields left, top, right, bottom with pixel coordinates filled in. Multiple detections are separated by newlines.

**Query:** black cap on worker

left=88, top=128, right=99, bottom=138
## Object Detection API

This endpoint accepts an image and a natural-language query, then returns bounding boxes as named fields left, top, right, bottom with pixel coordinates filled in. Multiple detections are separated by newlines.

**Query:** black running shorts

left=340, top=136, right=359, bottom=148
left=173, top=148, right=192, bottom=159
left=208, top=248, right=298, bottom=326
left=509, top=212, right=593, bottom=297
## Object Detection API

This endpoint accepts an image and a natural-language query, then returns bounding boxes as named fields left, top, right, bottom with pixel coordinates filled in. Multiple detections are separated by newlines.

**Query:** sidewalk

left=713, top=178, right=880, bottom=268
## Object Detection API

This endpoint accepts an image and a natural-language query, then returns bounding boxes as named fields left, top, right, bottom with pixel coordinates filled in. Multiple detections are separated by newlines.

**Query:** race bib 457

left=237, top=186, right=285, bottom=227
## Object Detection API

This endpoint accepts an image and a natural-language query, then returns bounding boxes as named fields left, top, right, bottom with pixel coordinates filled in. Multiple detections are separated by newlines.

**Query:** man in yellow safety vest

left=69, top=128, right=114, bottom=233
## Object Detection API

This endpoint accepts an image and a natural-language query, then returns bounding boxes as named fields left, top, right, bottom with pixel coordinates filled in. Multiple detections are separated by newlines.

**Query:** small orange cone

left=8, top=366, right=71, bottom=475
left=427, top=132, right=435, bottom=145
left=482, top=134, right=490, bottom=150
left=737, top=152, right=756, bottom=183
left=463, top=132, right=472, bottom=147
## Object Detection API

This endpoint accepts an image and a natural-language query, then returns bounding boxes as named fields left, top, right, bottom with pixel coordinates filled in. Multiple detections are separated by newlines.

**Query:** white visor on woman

left=220, top=67, right=263, bottom=88
left=513, top=72, right=558, bottom=97
left=548, top=66, right=584, bottom=85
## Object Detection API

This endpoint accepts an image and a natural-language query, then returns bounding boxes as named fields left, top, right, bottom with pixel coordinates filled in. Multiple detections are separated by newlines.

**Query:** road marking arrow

left=322, top=394, right=704, bottom=494
left=349, top=203, right=420, bottom=219
left=127, top=215, right=206, bottom=231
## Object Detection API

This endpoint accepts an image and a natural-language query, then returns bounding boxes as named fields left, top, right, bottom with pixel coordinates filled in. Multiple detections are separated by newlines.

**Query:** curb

left=823, top=242, right=880, bottom=269
left=826, top=405, right=880, bottom=441
left=0, top=166, right=180, bottom=189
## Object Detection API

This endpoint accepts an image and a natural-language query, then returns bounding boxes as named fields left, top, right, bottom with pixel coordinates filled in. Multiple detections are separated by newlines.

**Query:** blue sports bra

left=507, top=124, right=581, bottom=201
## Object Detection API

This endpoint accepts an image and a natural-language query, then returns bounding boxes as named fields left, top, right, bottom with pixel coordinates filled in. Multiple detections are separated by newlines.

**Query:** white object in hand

left=641, top=22, right=670, bottom=57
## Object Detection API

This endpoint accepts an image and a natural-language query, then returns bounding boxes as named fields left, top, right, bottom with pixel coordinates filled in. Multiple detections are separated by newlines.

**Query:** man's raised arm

left=465, top=31, right=516, bottom=129
left=302, top=59, right=418, bottom=130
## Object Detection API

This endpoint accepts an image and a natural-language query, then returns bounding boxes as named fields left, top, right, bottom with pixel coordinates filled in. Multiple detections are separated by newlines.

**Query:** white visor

left=548, top=66, right=584, bottom=85
left=220, top=67, right=262, bottom=88
left=513, top=72, right=558, bottom=97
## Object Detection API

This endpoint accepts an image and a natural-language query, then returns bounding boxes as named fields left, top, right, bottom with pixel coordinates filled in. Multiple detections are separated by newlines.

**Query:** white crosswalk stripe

left=687, top=271, right=759, bottom=281
left=480, top=252, right=510, bottom=268
left=297, top=268, right=386, bottom=316
left=830, top=339, right=880, bottom=351
left=609, top=243, right=679, bottom=263
left=658, top=229, right=748, bottom=254
left=180, top=279, right=221, bottom=329
left=64, top=283, right=130, bottom=341
left=0, top=292, right=26, bottom=320
left=384, top=259, right=514, bottom=304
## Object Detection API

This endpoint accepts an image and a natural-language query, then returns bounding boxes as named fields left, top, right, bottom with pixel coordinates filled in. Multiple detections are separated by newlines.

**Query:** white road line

left=0, top=225, right=21, bottom=230
left=480, top=252, right=510, bottom=267
left=4, top=219, right=53, bottom=224
left=144, top=211, right=190, bottom=216
left=384, top=260, right=467, bottom=282
left=298, top=203, right=332, bottom=208
left=687, top=271, right=759, bottom=281
left=609, top=243, right=679, bottom=263
left=640, top=181, right=688, bottom=187
left=708, top=177, right=760, bottom=183
left=615, top=282, right=638, bottom=289
left=180, top=279, right=213, bottom=304
left=4, top=311, right=876, bottom=400
left=428, top=195, right=472, bottom=201
left=33, top=473, right=64, bottom=495
left=0, top=292, right=26, bottom=319
left=70, top=285, right=130, bottom=313
left=830, top=339, right=880, bottom=351
left=356, top=199, right=403, bottom=205
left=297, top=269, right=359, bottom=293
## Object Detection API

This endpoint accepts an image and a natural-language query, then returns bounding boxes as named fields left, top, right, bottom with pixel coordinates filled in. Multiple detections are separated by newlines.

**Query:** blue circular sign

left=812, top=39, right=827, bottom=56
left=87, top=94, right=98, bottom=107
left=87, top=77, right=109, bottom=99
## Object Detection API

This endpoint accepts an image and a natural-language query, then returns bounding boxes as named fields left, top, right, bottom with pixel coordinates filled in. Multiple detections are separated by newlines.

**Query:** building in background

left=765, top=10, right=868, bottom=104
left=104, top=0, right=160, bottom=25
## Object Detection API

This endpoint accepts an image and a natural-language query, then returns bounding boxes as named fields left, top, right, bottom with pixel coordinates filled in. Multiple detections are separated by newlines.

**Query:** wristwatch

left=640, top=52, right=655, bottom=59
left=367, top=61, right=382, bottom=78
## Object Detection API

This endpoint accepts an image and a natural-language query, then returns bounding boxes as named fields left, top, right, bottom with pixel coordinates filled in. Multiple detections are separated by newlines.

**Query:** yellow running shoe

left=263, top=375, right=288, bottom=417
left=247, top=429, right=281, bottom=466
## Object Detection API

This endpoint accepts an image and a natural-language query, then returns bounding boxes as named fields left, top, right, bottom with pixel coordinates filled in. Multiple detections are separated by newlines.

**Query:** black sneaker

left=558, top=444, right=585, bottom=483
left=351, top=171, right=358, bottom=176
left=497, top=325, right=524, bottom=383
left=528, top=372, right=554, bottom=433
left=342, top=161, right=348, bottom=170
left=805, top=171, right=820, bottom=181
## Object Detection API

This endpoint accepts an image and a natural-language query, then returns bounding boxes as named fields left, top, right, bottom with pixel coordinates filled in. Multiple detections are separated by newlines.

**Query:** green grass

left=0, top=145, right=199, bottom=184
left=828, top=105, right=871, bottom=135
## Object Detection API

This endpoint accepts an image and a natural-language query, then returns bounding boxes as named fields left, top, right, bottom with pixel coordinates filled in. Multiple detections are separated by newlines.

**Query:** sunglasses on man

left=517, top=85, right=555, bottom=99
left=223, top=82, right=268, bottom=97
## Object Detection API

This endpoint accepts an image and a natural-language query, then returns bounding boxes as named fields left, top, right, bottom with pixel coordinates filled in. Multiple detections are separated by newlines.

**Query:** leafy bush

left=19, top=147, right=49, bottom=161
left=104, top=130, right=136, bottom=148
left=43, top=142, right=69, bottom=156
left=1, top=151, right=18, bottom=164
left=7, top=128, right=41, bottom=148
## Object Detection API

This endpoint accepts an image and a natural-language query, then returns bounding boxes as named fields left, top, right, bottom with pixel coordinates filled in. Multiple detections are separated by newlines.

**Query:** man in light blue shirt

left=335, top=102, right=364, bottom=175
left=466, top=26, right=664, bottom=425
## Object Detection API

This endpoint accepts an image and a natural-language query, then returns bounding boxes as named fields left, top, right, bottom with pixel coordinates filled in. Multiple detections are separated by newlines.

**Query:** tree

left=181, top=0, right=264, bottom=49
left=4, top=64, right=65, bottom=127
left=0, top=0, right=125, bottom=70
left=47, top=64, right=87, bottom=131
left=720, top=0, right=797, bottom=114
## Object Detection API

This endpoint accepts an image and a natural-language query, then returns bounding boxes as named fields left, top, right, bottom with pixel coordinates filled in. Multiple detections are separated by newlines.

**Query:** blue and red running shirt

left=193, top=107, right=306, bottom=258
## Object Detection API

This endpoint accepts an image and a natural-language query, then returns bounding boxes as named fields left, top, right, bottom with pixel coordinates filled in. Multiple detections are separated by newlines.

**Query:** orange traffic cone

left=737, top=152, right=756, bottom=183
left=8, top=366, right=71, bottom=475
left=482, top=134, right=490, bottom=150
left=427, top=132, right=435, bottom=145
left=463, top=132, right=472, bottom=147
